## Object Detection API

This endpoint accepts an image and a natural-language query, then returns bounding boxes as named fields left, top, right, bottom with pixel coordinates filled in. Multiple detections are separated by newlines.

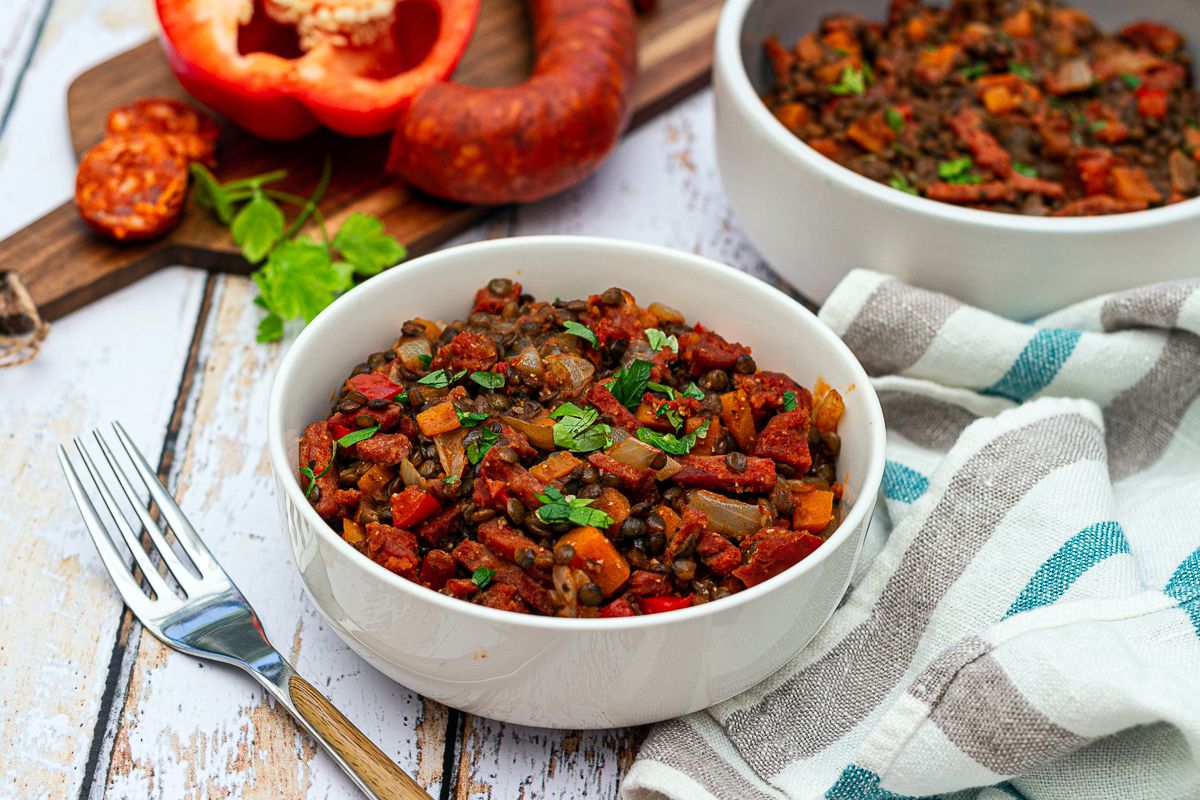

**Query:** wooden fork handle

left=286, top=674, right=432, bottom=800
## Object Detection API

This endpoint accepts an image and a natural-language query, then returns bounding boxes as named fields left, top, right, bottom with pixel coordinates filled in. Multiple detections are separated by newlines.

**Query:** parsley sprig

left=938, top=157, right=981, bottom=185
left=609, top=360, right=653, bottom=409
left=467, top=428, right=499, bottom=465
left=299, top=425, right=381, bottom=497
left=535, top=486, right=615, bottom=529
left=636, top=420, right=710, bottom=456
left=562, top=321, right=598, bottom=347
left=550, top=403, right=613, bottom=452
left=829, top=64, right=870, bottom=96
left=191, top=161, right=407, bottom=344
left=645, top=328, right=679, bottom=353
left=471, top=567, right=496, bottom=590
left=418, top=369, right=467, bottom=388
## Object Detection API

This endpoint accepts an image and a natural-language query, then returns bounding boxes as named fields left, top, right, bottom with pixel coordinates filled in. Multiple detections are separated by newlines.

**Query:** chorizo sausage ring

left=387, top=0, right=638, bottom=205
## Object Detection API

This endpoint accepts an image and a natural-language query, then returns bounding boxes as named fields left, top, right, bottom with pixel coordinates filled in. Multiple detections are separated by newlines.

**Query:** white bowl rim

left=268, top=235, right=887, bottom=632
left=715, top=0, right=1200, bottom=233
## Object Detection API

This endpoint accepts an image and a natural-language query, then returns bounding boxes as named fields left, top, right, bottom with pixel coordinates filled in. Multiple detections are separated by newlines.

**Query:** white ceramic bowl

left=267, top=236, right=885, bottom=728
left=715, top=0, right=1200, bottom=318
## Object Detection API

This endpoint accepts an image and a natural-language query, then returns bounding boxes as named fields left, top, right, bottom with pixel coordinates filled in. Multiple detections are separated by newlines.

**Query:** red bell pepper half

left=155, top=0, right=480, bottom=140
left=390, top=486, right=442, bottom=529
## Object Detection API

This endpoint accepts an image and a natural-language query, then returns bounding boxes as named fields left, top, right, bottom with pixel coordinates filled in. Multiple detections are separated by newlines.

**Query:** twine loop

left=0, top=271, right=49, bottom=367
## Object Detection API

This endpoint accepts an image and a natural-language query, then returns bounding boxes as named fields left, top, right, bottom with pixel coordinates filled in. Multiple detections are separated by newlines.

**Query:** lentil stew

left=762, top=0, right=1200, bottom=215
left=298, top=279, right=846, bottom=617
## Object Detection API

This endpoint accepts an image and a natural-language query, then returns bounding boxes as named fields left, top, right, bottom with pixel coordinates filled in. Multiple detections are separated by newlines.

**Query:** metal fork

left=58, top=422, right=431, bottom=800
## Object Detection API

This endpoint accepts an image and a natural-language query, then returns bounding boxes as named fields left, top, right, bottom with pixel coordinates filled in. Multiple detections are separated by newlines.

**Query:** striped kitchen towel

left=622, top=270, right=1200, bottom=800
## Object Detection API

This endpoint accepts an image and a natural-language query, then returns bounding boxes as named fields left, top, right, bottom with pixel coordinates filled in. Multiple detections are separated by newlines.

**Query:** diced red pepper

left=1135, top=86, right=1168, bottom=119
left=639, top=595, right=693, bottom=614
left=346, top=372, right=405, bottom=401
left=390, top=486, right=442, bottom=529
left=599, top=595, right=637, bottom=617
left=329, top=423, right=354, bottom=442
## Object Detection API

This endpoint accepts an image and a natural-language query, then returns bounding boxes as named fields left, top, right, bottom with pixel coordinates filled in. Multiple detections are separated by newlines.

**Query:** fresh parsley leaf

left=256, top=312, right=284, bottom=344
left=394, top=391, right=409, bottom=404
left=783, top=390, right=798, bottom=411
left=467, top=428, right=499, bottom=465
left=471, top=371, right=505, bottom=389
left=550, top=403, right=612, bottom=452
left=299, top=446, right=337, bottom=499
left=1008, top=61, right=1034, bottom=80
left=938, top=156, right=975, bottom=180
left=417, top=369, right=466, bottom=388
left=332, top=212, right=407, bottom=277
left=609, top=360, right=653, bottom=409
left=657, top=403, right=684, bottom=432
left=1088, top=119, right=1109, bottom=133
left=889, top=172, right=919, bottom=196
left=336, top=425, right=381, bottom=447
left=683, top=382, right=704, bottom=400
left=231, top=189, right=285, bottom=263
left=417, top=353, right=432, bottom=369
left=455, top=408, right=489, bottom=428
left=960, top=62, right=987, bottom=80
left=1013, top=163, right=1039, bottom=178
left=445, top=473, right=460, bottom=484
left=645, top=328, right=679, bottom=353
left=646, top=381, right=677, bottom=399
left=471, top=567, right=496, bottom=590
left=1119, top=72, right=1142, bottom=89
left=534, top=487, right=615, bottom=529
left=252, top=238, right=347, bottom=338
left=829, top=65, right=868, bottom=96
left=636, top=420, right=710, bottom=455
left=885, top=106, right=905, bottom=133
left=562, top=320, right=598, bottom=347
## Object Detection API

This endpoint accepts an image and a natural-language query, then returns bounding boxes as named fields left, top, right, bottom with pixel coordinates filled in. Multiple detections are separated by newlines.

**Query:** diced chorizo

left=477, top=517, right=549, bottom=564
left=414, top=502, right=462, bottom=547
left=697, top=531, right=743, bottom=576
left=365, top=523, right=421, bottom=579
left=751, top=410, right=814, bottom=472
left=355, top=433, right=412, bottom=465
left=419, top=549, right=457, bottom=590
left=672, top=455, right=777, bottom=493
left=732, top=527, right=824, bottom=588
left=677, top=330, right=751, bottom=375
left=472, top=281, right=522, bottom=314
left=587, top=451, right=653, bottom=490
left=627, top=570, right=672, bottom=596
left=299, top=421, right=340, bottom=518
left=664, top=506, right=707, bottom=564
left=734, top=371, right=808, bottom=422
left=586, top=383, right=641, bottom=431
left=432, top=331, right=499, bottom=374
left=476, top=583, right=531, bottom=613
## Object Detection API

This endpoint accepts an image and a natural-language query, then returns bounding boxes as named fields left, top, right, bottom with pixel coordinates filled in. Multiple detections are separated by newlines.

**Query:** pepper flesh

left=155, top=0, right=480, bottom=139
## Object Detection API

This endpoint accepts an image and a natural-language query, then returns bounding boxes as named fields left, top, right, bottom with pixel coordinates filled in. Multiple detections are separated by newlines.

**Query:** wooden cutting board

left=0, top=0, right=721, bottom=325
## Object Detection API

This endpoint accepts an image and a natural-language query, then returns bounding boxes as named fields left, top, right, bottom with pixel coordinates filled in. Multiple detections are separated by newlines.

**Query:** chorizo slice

left=387, top=0, right=638, bottom=204
left=75, top=134, right=189, bottom=241
left=106, top=98, right=219, bottom=167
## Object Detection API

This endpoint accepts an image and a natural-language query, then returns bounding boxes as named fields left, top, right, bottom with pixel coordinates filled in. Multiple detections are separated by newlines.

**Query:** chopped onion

left=648, top=301, right=685, bottom=325
left=655, top=457, right=683, bottom=481
left=607, top=436, right=661, bottom=470
left=510, top=345, right=544, bottom=377
left=400, top=458, right=428, bottom=490
left=499, top=414, right=557, bottom=451
left=543, top=353, right=595, bottom=395
left=395, top=337, right=431, bottom=373
left=688, top=490, right=760, bottom=539
left=434, top=429, right=468, bottom=479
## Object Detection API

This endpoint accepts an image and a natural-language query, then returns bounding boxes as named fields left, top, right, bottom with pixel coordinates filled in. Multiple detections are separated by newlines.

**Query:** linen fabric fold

left=622, top=270, right=1200, bottom=800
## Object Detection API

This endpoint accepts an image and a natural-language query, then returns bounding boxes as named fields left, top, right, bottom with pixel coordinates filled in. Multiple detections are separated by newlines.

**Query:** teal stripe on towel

left=1165, top=547, right=1200, bottom=636
left=883, top=461, right=929, bottom=503
left=983, top=328, right=1081, bottom=402
left=826, top=765, right=919, bottom=800
left=1004, top=521, right=1129, bottom=619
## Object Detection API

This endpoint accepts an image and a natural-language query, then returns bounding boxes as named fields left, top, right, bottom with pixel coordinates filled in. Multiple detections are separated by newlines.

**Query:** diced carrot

left=416, top=401, right=461, bottom=437
left=821, top=29, right=860, bottom=58
left=795, top=33, right=823, bottom=64
left=720, top=389, right=757, bottom=452
left=916, top=44, right=961, bottom=81
left=905, top=15, right=929, bottom=43
left=687, top=415, right=722, bottom=455
left=846, top=114, right=894, bottom=153
left=557, top=526, right=631, bottom=596
left=764, top=36, right=794, bottom=87
left=1111, top=166, right=1162, bottom=203
left=811, top=380, right=846, bottom=433
left=1002, top=8, right=1033, bottom=38
left=529, top=451, right=584, bottom=483
left=982, top=85, right=1020, bottom=114
left=809, top=137, right=843, bottom=160
left=342, top=518, right=365, bottom=546
left=772, top=102, right=810, bottom=134
left=792, top=488, right=835, bottom=532
left=357, top=464, right=394, bottom=495
left=591, top=487, right=631, bottom=533
left=815, top=57, right=854, bottom=86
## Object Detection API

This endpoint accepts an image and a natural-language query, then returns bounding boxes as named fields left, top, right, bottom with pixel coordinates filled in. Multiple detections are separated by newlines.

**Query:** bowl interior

left=270, top=236, right=885, bottom=615
left=740, top=0, right=1200, bottom=95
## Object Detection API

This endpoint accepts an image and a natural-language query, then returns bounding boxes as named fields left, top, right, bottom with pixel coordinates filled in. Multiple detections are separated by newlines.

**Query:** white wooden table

left=0, top=2, right=798, bottom=796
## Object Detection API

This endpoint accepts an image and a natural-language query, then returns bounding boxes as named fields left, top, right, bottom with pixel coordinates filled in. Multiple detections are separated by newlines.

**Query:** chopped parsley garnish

left=646, top=381, right=676, bottom=398
left=471, top=567, right=496, bottom=590
left=336, top=425, right=380, bottom=447
left=417, top=369, right=467, bottom=388
left=938, top=157, right=980, bottom=185
left=1013, top=163, right=1039, bottom=178
left=1008, top=61, right=1034, bottom=80
left=609, top=360, right=653, bottom=409
left=889, top=172, right=919, bottom=196
left=562, top=320, right=598, bottom=347
left=1119, top=72, right=1142, bottom=89
left=417, top=353, right=432, bottom=369
left=534, top=486, right=615, bottom=529
left=470, top=370, right=505, bottom=389
left=783, top=390, right=798, bottom=412
left=645, top=328, right=679, bottom=353
left=657, top=403, right=684, bottom=432
left=445, top=473, right=460, bottom=484
left=455, top=408, right=489, bottom=428
left=960, top=62, right=987, bottom=80
left=829, top=65, right=868, bottom=96
left=884, top=106, right=905, bottom=132
left=467, top=428, right=499, bottom=465
left=394, top=390, right=409, bottom=404
left=299, top=447, right=337, bottom=498
left=683, top=382, right=704, bottom=400
left=1088, top=119, right=1109, bottom=133
left=550, top=403, right=613, bottom=452
left=636, top=420, right=710, bottom=456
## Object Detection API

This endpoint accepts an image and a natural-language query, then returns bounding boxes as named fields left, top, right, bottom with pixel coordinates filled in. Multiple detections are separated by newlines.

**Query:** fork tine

left=74, top=440, right=179, bottom=602
left=58, top=445, right=157, bottom=619
left=93, top=431, right=202, bottom=591
left=110, top=421, right=224, bottom=578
